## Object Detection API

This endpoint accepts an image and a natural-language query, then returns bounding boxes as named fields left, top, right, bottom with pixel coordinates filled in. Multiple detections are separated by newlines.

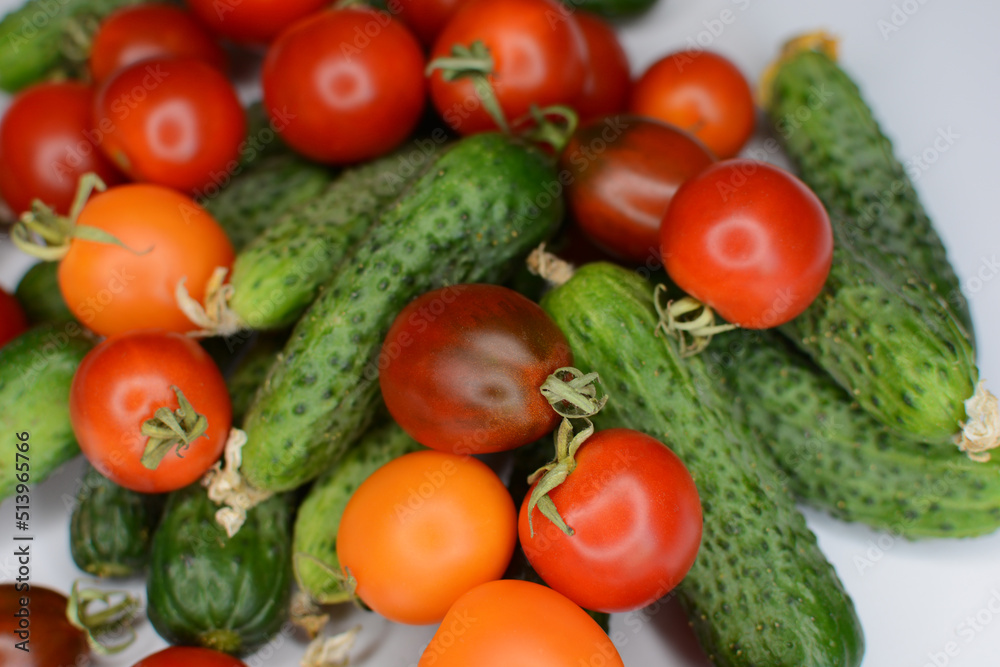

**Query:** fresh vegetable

left=184, top=0, right=329, bottom=44
left=94, top=57, right=246, bottom=194
left=239, top=131, right=562, bottom=492
left=557, top=0, right=657, bottom=19
left=560, top=115, right=715, bottom=264
left=226, top=335, right=285, bottom=427
left=0, top=322, right=93, bottom=501
left=293, top=419, right=422, bottom=604
left=541, top=261, right=864, bottom=667
left=630, top=50, right=756, bottom=159
left=14, top=261, right=73, bottom=325
left=146, top=485, right=293, bottom=655
left=0, top=287, right=28, bottom=347
left=70, top=330, right=231, bottom=493
left=70, top=461, right=165, bottom=577
left=396, top=0, right=468, bottom=47
left=380, top=283, right=572, bottom=454
left=262, top=8, right=426, bottom=164
left=417, top=579, right=624, bottom=667
left=131, top=647, right=247, bottom=667
left=573, top=11, right=631, bottom=123
left=0, top=81, right=124, bottom=215
left=660, top=159, right=833, bottom=329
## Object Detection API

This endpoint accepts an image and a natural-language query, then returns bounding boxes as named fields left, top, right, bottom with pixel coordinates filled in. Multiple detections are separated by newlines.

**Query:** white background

left=2, top=0, right=1000, bottom=665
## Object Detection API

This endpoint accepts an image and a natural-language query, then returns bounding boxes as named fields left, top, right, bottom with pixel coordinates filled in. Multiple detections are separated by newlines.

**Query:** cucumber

left=541, top=262, right=864, bottom=667
left=0, top=321, right=93, bottom=501
left=226, top=335, right=285, bottom=428
left=15, top=261, right=73, bottom=325
left=717, top=331, right=1000, bottom=539
left=69, top=461, right=164, bottom=578
left=146, top=484, right=293, bottom=656
left=763, top=36, right=972, bottom=335
left=293, top=419, right=422, bottom=604
left=558, top=0, right=658, bottom=19
left=239, top=132, right=563, bottom=493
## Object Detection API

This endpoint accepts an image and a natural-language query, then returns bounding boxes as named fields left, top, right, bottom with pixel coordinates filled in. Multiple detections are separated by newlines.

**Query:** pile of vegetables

left=0, top=1, right=997, bottom=666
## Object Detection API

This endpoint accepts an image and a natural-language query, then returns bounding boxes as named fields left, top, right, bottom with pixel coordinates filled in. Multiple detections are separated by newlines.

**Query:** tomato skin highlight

left=379, top=284, right=572, bottom=454
left=185, top=0, right=330, bottom=44
left=418, top=579, right=625, bottom=667
left=561, top=115, right=715, bottom=264
left=573, top=11, right=631, bottom=123
left=0, top=287, right=28, bottom=349
left=132, top=646, right=247, bottom=667
left=337, top=450, right=517, bottom=625
left=70, top=330, right=231, bottom=493
left=0, top=584, right=90, bottom=667
left=660, top=159, right=834, bottom=328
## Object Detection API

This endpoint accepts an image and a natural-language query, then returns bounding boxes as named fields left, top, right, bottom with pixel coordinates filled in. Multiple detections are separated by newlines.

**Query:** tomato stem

left=540, top=366, right=608, bottom=418
left=515, top=105, right=579, bottom=155
left=426, top=41, right=510, bottom=133
left=525, top=417, right=596, bottom=538
left=140, top=385, right=209, bottom=470
left=67, top=580, right=141, bottom=655
left=653, top=284, right=737, bottom=357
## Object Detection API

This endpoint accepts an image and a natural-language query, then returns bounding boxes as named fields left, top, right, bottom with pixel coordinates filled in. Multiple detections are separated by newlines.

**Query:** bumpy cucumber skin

left=718, top=332, right=1000, bottom=539
left=293, top=420, right=422, bottom=604
left=240, top=132, right=563, bottom=493
left=226, top=335, right=285, bottom=428
left=766, top=49, right=972, bottom=334
left=70, top=462, right=164, bottom=578
left=542, top=263, right=864, bottom=667
left=146, top=485, right=292, bottom=656
left=15, top=261, right=74, bottom=325
left=0, top=322, right=92, bottom=501
left=559, top=0, right=657, bottom=18
left=227, top=137, right=447, bottom=331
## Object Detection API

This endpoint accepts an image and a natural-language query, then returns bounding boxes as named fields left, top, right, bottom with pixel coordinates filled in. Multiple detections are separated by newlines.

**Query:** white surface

left=2, top=0, right=1000, bottom=665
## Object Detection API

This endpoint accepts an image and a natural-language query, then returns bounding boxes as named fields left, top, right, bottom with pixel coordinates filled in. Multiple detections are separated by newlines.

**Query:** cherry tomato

left=70, top=329, right=231, bottom=493
left=395, top=0, right=469, bottom=47
left=132, top=646, right=246, bottom=667
left=0, top=584, right=90, bottom=666
left=561, top=115, right=715, bottom=264
left=573, top=11, right=631, bottom=123
left=429, top=0, right=586, bottom=135
left=630, top=50, right=756, bottom=159
left=89, top=3, right=227, bottom=83
left=0, top=287, right=28, bottom=349
left=0, top=82, right=124, bottom=215
left=93, top=57, right=246, bottom=194
left=57, top=183, right=234, bottom=337
left=379, top=284, right=572, bottom=454
left=418, top=579, right=624, bottom=667
left=337, top=450, right=517, bottom=625
left=185, top=0, right=329, bottom=44
left=519, top=428, right=702, bottom=613
left=262, top=8, right=426, bottom=164
left=660, top=159, right=833, bottom=328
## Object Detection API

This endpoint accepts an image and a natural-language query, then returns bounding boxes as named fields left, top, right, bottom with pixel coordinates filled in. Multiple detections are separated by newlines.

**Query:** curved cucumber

left=15, top=261, right=74, bottom=325
left=542, top=262, right=864, bottom=667
left=240, top=132, right=563, bottom=492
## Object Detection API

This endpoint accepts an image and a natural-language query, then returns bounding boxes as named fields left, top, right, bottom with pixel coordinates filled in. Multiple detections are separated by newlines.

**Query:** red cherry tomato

left=429, top=0, right=586, bottom=135
left=184, top=0, right=329, bottom=44
left=132, top=646, right=246, bottom=667
left=262, top=8, right=426, bottom=164
left=660, top=159, right=834, bottom=328
left=93, top=57, right=246, bottom=195
left=418, top=580, right=624, bottom=667
left=395, top=0, right=469, bottom=47
left=337, top=450, right=517, bottom=625
left=70, top=329, right=231, bottom=493
left=0, top=82, right=124, bottom=215
left=630, top=50, right=756, bottom=159
left=89, top=3, right=226, bottom=83
left=379, top=284, right=572, bottom=454
left=0, top=287, right=28, bottom=349
left=561, top=115, right=715, bottom=264
left=519, top=428, right=703, bottom=613
left=573, top=11, right=631, bottom=123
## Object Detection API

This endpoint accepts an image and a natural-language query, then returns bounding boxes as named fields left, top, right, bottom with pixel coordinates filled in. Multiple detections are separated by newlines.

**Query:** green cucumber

left=558, top=0, right=658, bottom=19
left=541, top=262, right=864, bottom=667
left=226, top=335, right=286, bottom=428
left=240, top=131, right=563, bottom=493
left=69, top=461, right=164, bottom=577
left=717, top=332, right=1000, bottom=539
left=15, top=261, right=73, bottom=325
left=146, top=485, right=293, bottom=656
left=293, top=419, right=421, bottom=604
left=0, top=321, right=93, bottom=501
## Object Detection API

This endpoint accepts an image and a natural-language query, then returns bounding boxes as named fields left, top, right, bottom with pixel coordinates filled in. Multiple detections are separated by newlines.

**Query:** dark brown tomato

left=0, top=584, right=89, bottom=666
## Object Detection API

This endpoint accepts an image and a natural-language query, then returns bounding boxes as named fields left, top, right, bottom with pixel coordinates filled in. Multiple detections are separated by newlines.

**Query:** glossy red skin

left=519, top=428, right=703, bottom=613
left=0, top=584, right=88, bottom=667
left=89, top=4, right=227, bottom=83
left=262, top=8, right=426, bottom=164
left=93, top=57, right=246, bottom=195
left=133, top=646, right=247, bottom=667
left=70, top=330, right=231, bottom=493
left=0, top=82, right=124, bottom=215
left=395, top=0, right=469, bottom=47
left=379, top=284, right=572, bottom=454
left=0, top=288, right=28, bottom=349
left=185, top=0, right=329, bottom=44
left=661, top=159, right=834, bottom=328
left=573, top=11, right=631, bottom=124
left=429, top=0, right=586, bottom=135
left=560, top=115, right=715, bottom=264
left=630, top=50, right=756, bottom=159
